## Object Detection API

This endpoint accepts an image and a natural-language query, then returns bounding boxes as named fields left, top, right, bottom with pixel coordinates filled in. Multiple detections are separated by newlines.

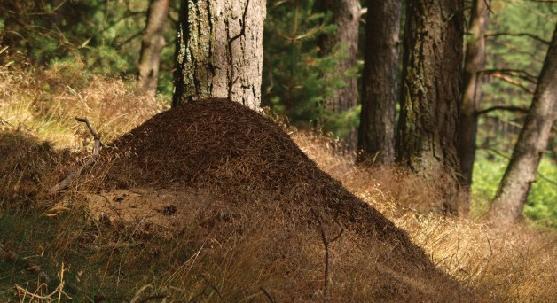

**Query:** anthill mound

left=97, top=99, right=400, bottom=239
left=86, top=98, right=469, bottom=301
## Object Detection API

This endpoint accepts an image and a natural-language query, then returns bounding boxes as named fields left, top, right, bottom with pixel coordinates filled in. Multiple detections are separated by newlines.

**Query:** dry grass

left=1, top=66, right=556, bottom=302
left=293, top=130, right=557, bottom=302
left=0, top=62, right=164, bottom=149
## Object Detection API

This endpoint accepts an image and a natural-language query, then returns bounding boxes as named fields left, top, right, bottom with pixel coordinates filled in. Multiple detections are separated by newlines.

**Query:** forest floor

left=1, top=65, right=557, bottom=302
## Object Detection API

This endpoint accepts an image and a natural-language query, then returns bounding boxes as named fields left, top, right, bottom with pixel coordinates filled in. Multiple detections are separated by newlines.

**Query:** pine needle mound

left=88, top=98, right=468, bottom=301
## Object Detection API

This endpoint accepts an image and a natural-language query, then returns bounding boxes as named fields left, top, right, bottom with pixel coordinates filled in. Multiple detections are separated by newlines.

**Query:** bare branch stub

left=75, top=117, right=104, bottom=155
left=49, top=117, right=103, bottom=194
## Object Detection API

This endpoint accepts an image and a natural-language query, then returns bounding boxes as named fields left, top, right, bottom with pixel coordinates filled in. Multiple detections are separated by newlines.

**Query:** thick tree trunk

left=490, top=24, right=557, bottom=224
left=137, top=0, right=170, bottom=96
left=397, top=0, right=464, bottom=213
left=172, top=0, right=266, bottom=110
left=357, top=0, right=401, bottom=164
left=456, top=0, right=489, bottom=213
left=397, top=0, right=464, bottom=175
left=316, top=0, right=361, bottom=148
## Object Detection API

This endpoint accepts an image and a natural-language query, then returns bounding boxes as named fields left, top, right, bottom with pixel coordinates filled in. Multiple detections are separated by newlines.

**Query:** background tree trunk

left=172, top=0, right=266, bottom=110
left=317, top=0, right=361, bottom=149
left=490, top=24, right=557, bottom=224
left=137, top=0, right=170, bottom=96
left=357, top=0, right=401, bottom=164
left=456, top=0, right=489, bottom=213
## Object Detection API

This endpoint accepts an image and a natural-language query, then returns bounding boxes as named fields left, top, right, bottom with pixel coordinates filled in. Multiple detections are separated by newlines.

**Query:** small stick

left=311, top=209, right=343, bottom=301
left=260, top=287, right=276, bottom=303
left=75, top=117, right=104, bottom=155
left=49, top=117, right=103, bottom=194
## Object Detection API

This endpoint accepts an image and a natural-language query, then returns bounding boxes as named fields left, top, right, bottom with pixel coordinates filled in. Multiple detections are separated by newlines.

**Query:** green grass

left=472, top=150, right=557, bottom=227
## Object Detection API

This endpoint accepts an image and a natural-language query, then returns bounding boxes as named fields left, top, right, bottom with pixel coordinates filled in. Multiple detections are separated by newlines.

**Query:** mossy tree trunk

left=396, top=0, right=464, bottom=213
left=172, top=0, right=266, bottom=110
left=456, top=0, right=489, bottom=212
left=490, top=24, right=557, bottom=224
left=358, top=0, right=401, bottom=164
left=397, top=0, right=464, bottom=175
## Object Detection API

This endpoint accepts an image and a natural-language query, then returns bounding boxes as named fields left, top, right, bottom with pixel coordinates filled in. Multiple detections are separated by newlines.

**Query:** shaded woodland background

left=1, top=0, right=555, bottom=226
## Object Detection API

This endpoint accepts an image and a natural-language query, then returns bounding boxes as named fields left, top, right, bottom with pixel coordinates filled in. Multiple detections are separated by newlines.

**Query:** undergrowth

left=1, top=65, right=556, bottom=302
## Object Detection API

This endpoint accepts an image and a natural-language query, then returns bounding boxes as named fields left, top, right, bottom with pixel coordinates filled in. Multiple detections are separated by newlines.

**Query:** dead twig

left=75, top=116, right=104, bottom=154
left=311, top=209, right=343, bottom=301
left=49, top=117, right=103, bottom=194
left=15, top=262, right=72, bottom=302
left=260, top=287, right=276, bottom=303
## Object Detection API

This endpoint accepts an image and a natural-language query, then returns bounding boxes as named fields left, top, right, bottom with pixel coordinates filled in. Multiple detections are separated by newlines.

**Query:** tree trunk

left=397, top=0, right=464, bottom=175
left=172, top=0, right=266, bottom=110
left=316, top=0, right=361, bottom=149
left=357, top=0, right=401, bottom=164
left=490, top=24, right=557, bottom=224
left=456, top=0, right=489, bottom=213
left=137, top=0, right=170, bottom=96
left=396, top=0, right=464, bottom=213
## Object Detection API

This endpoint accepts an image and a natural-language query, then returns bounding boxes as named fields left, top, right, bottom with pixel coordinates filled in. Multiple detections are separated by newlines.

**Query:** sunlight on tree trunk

left=172, top=0, right=266, bottom=110
left=137, top=0, right=170, bottom=96
left=490, top=24, right=557, bottom=224
left=396, top=0, right=464, bottom=212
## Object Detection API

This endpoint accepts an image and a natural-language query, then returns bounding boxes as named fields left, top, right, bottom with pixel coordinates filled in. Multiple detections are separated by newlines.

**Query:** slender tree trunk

left=357, top=0, right=401, bottom=164
left=137, top=0, right=170, bottom=96
left=490, top=24, right=557, bottom=224
left=316, top=0, right=361, bottom=149
left=172, top=0, right=266, bottom=110
left=456, top=0, right=489, bottom=213
left=397, top=0, right=464, bottom=213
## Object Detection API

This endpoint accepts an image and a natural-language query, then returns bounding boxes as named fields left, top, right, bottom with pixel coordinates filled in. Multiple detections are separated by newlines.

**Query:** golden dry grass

left=293, top=130, right=557, bottom=302
left=0, top=62, right=164, bottom=149
left=1, top=66, right=556, bottom=302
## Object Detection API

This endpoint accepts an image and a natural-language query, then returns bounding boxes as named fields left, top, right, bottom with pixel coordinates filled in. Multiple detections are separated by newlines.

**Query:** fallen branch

left=49, top=117, right=103, bottom=194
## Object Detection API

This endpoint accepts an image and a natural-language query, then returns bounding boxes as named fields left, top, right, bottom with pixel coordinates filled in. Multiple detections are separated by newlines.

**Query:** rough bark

left=357, top=0, right=401, bottom=164
left=456, top=0, right=489, bottom=213
left=137, top=0, right=170, bottom=96
left=397, top=0, right=464, bottom=175
left=396, top=0, right=464, bottom=213
left=490, top=24, right=557, bottom=224
left=172, top=0, right=266, bottom=110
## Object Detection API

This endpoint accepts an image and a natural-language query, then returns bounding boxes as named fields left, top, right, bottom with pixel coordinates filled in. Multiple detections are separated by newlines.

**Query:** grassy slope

left=1, top=66, right=556, bottom=302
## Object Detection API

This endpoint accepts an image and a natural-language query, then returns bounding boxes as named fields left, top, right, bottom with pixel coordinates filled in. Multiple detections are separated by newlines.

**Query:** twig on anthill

left=49, top=117, right=103, bottom=194
left=311, top=208, right=343, bottom=301
left=75, top=116, right=105, bottom=155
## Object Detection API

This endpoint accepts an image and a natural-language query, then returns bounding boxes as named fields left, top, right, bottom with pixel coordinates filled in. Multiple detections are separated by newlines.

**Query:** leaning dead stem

left=15, top=263, right=71, bottom=303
